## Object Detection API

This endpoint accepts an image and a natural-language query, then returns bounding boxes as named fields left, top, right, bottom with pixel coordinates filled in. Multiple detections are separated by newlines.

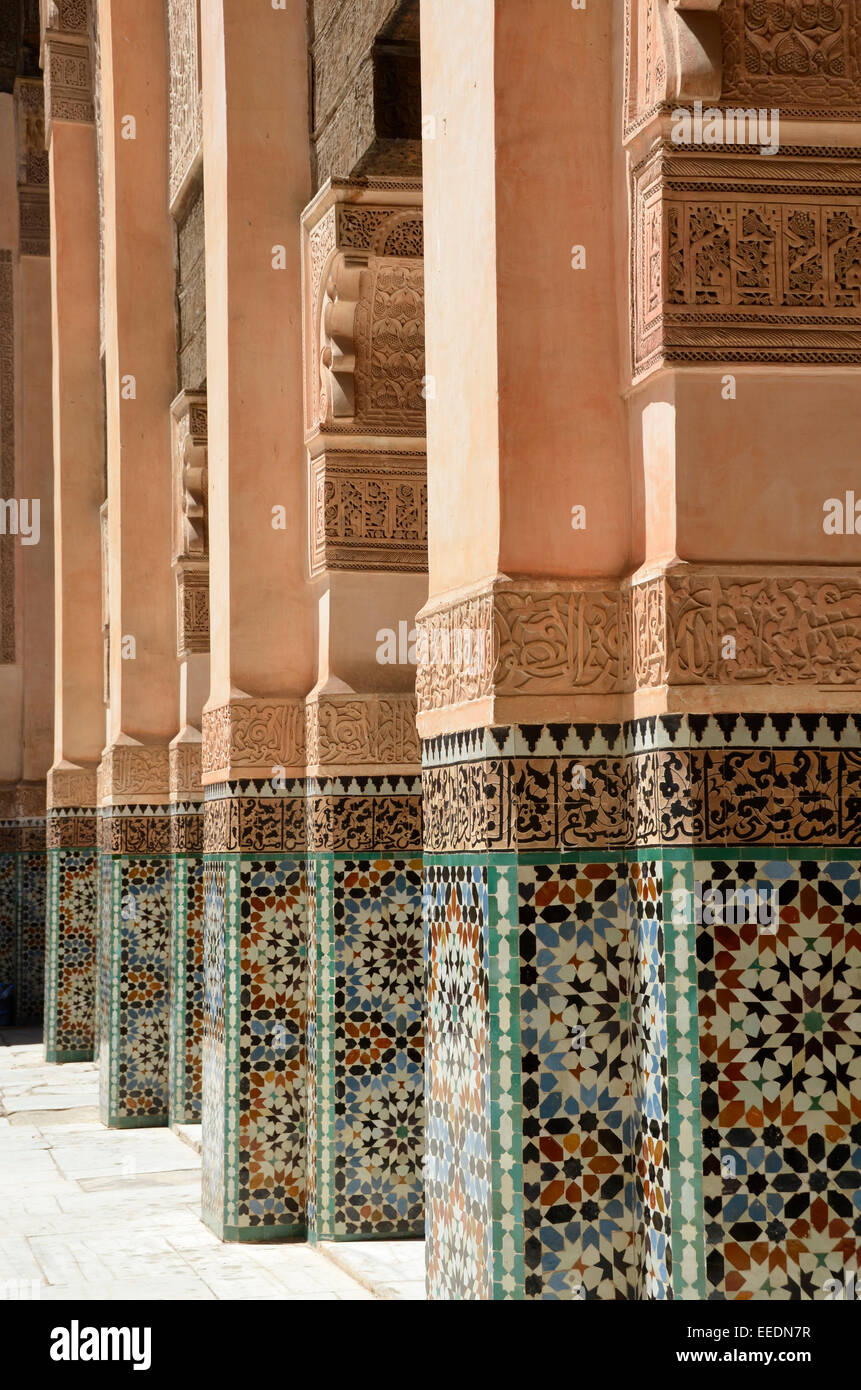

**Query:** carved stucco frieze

left=632, top=144, right=861, bottom=377
left=659, top=570, right=861, bottom=686
left=416, top=568, right=861, bottom=718
left=305, top=694, right=420, bottom=770
left=202, top=699, right=306, bottom=781
left=100, top=743, right=171, bottom=805
left=720, top=0, right=861, bottom=120
left=626, top=1, right=861, bottom=137
left=171, top=391, right=209, bottom=656
left=169, top=739, right=202, bottom=801
left=43, top=33, right=93, bottom=130
left=302, top=178, right=427, bottom=579
left=177, top=570, right=209, bottom=656
left=167, top=0, right=203, bottom=208
left=309, top=448, right=427, bottom=574
left=47, top=764, right=98, bottom=810
left=42, top=1, right=88, bottom=36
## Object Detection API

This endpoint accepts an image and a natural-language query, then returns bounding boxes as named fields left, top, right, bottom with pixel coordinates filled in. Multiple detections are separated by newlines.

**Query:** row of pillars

left=38, top=0, right=861, bottom=1300
left=44, top=0, right=426, bottom=1247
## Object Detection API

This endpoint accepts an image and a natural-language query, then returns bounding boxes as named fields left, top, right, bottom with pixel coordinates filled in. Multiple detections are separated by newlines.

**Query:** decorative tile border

left=169, top=844, right=204, bottom=1125
left=423, top=716, right=861, bottom=852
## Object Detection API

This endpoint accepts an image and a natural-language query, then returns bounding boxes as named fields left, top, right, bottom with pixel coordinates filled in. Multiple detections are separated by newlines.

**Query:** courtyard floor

left=0, top=1028, right=426, bottom=1302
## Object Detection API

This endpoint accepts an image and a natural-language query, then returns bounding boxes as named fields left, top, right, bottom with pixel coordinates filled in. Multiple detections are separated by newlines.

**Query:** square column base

left=44, top=810, right=99, bottom=1061
left=306, top=799, right=425, bottom=1241
left=97, top=807, right=172, bottom=1128
left=201, top=782, right=308, bottom=1240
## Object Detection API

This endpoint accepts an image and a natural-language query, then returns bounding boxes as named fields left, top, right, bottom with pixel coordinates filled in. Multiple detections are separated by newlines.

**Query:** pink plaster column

left=43, top=17, right=103, bottom=1059
left=95, top=0, right=178, bottom=1127
left=199, top=0, right=316, bottom=1240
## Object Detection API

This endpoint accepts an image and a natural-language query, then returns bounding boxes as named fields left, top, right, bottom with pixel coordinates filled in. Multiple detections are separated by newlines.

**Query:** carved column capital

left=47, top=761, right=98, bottom=811
left=171, top=390, right=209, bottom=656
left=43, top=28, right=93, bottom=139
left=15, top=79, right=49, bottom=258
left=305, top=693, right=420, bottom=774
left=301, top=178, right=427, bottom=577
left=202, top=697, right=306, bottom=785
left=416, top=565, right=861, bottom=734
left=99, top=739, right=171, bottom=807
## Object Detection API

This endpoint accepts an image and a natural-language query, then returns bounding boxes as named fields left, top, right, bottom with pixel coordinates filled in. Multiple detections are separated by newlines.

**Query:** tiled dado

left=423, top=718, right=861, bottom=1301
left=169, top=803, right=204, bottom=1126
left=0, top=817, right=47, bottom=1027
left=202, top=781, right=308, bottom=1241
left=307, top=775, right=424, bottom=1243
left=201, top=777, right=425, bottom=1244
left=44, top=809, right=99, bottom=1061
left=97, top=807, right=172, bottom=1128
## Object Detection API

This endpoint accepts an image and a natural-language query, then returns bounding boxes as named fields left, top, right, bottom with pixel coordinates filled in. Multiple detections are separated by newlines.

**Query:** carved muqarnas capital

left=171, top=391, right=208, bottom=656
left=625, top=0, right=723, bottom=134
left=302, top=179, right=425, bottom=439
left=172, top=391, right=208, bottom=562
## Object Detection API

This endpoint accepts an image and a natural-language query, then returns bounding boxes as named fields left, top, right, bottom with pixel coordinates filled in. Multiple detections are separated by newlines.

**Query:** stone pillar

left=418, top=0, right=861, bottom=1303
left=168, top=392, right=208, bottom=1125
left=300, top=180, right=426, bottom=1241
left=621, top=0, right=861, bottom=1301
left=42, top=3, right=103, bottom=1061
left=96, top=0, right=177, bottom=1127
left=199, top=0, right=314, bottom=1240
left=13, top=67, right=53, bottom=1025
left=0, top=52, right=55, bottom=1028
left=417, top=0, right=645, bottom=1301
left=164, top=0, right=208, bottom=1128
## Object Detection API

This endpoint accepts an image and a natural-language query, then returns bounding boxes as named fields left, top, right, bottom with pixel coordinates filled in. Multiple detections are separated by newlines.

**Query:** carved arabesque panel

left=632, top=144, right=861, bottom=377
left=167, top=0, right=202, bottom=206
left=309, top=449, right=427, bottom=574
left=720, top=0, right=861, bottom=119
left=416, top=569, right=861, bottom=717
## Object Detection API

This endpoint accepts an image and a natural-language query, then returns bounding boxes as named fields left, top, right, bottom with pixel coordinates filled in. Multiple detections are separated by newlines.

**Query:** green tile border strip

left=43, top=848, right=59, bottom=1057
left=201, top=1213, right=306, bottom=1244
left=661, top=850, right=707, bottom=1301
left=98, top=852, right=121, bottom=1129
left=169, top=853, right=187, bottom=1127
left=224, top=855, right=240, bottom=1230
left=313, top=851, right=336, bottom=1241
left=488, top=854, right=524, bottom=1300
